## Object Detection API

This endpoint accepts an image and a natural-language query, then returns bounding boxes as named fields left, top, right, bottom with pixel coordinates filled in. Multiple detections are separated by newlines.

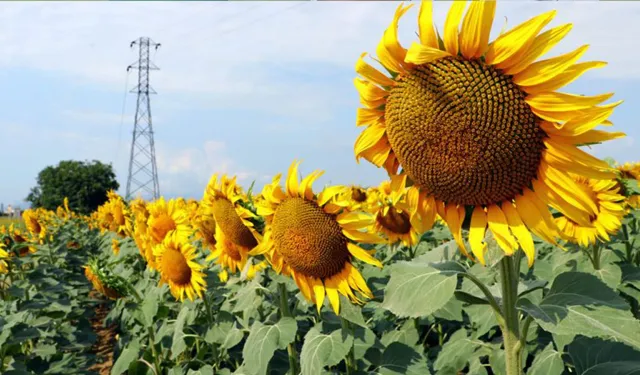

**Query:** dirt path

left=88, top=292, right=118, bottom=374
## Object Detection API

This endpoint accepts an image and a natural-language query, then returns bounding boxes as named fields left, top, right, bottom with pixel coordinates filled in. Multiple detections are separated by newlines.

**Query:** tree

left=26, top=160, right=120, bottom=215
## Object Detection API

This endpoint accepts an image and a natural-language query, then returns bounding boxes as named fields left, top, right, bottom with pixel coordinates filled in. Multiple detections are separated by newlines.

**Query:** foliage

left=26, top=160, right=119, bottom=215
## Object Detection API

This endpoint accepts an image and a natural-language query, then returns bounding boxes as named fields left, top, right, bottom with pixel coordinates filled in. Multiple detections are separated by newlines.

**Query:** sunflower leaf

left=567, top=336, right=640, bottom=375
left=527, top=343, right=564, bottom=375
left=381, top=261, right=459, bottom=318
left=241, top=317, right=297, bottom=375
left=517, top=271, right=640, bottom=350
left=300, top=325, right=353, bottom=375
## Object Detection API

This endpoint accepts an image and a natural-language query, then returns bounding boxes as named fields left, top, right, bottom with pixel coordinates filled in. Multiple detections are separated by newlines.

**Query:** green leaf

left=382, top=261, right=458, bottom=318
left=433, top=328, right=481, bottom=372
left=528, top=343, right=564, bottom=375
left=380, top=320, right=420, bottom=347
left=433, top=298, right=464, bottom=322
left=582, top=251, right=622, bottom=290
left=454, top=291, right=489, bottom=305
left=141, top=292, right=159, bottom=326
left=568, top=336, right=640, bottom=375
left=518, top=272, right=640, bottom=350
left=374, top=342, right=429, bottom=375
left=414, top=240, right=457, bottom=263
left=338, top=296, right=367, bottom=328
left=242, top=317, right=297, bottom=375
left=300, top=326, right=353, bottom=375
left=466, top=304, right=498, bottom=338
left=205, top=311, right=235, bottom=345
left=111, top=340, right=141, bottom=375
left=171, top=306, right=190, bottom=360
left=352, top=326, right=382, bottom=363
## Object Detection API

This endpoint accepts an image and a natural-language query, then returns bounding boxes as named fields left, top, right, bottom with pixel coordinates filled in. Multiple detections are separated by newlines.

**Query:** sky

left=0, top=1, right=639, bottom=208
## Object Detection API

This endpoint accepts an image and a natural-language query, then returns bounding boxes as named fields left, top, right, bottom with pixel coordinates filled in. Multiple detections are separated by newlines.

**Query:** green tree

left=26, top=160, right=120, bottom=215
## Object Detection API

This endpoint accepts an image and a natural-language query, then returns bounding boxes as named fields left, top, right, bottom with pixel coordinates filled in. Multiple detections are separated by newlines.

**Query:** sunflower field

left=3, top=1, right=640, bottom=374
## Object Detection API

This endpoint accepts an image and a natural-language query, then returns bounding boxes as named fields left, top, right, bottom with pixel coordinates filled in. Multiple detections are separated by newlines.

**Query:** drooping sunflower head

left=103, top=192, right=129, bottom=237
left=555, top=175, right=626, bottom=247
left=616, top=161, right=640, bottom=181
left=354, top=0, right=625, bottom=266
left=252, top=161, right=384, bottom=314
left=153, top=235, right=206, bottom=302
left=146, top=197, right=192, bottom=247
left=370, top=174, right=436, bottom=247
left=203, top=174, right=261, bottom=277
left=193, top=203, right=217, bottom=251
left=83, top=259, right=126, bottom=300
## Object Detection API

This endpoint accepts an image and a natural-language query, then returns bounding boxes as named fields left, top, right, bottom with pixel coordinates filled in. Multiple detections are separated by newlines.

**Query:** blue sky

left=0, top=1, right=638, bottom=208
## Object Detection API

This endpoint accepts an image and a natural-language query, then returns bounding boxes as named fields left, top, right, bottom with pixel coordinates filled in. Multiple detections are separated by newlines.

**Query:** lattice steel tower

left=125, top=37, right=161, bottom=201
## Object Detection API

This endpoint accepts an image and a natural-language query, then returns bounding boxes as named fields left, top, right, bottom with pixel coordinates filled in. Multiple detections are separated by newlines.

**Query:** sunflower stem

left=591, top=244, right=601, bottom=270
left=278, top=283, right=300, bottom=375
left=202, top=291, right=214, bottom=325
left=341, top=318, right=356, bottom=375
left=499, top=255, right=522, bottom=375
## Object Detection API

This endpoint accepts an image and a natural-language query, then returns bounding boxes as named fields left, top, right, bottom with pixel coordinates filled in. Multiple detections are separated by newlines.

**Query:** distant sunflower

left=153, top=235, right=206, bottom=302
left=193, top=204, right=217, bottom=252
left=203, top=174, right=261, bottom=277
left=23, top=209, right=46, bottom=242
left=354, top=0, right=624, bottom=266
left=111, top=238, right=120, bottom=256
left=617, top=161, right=640, bottom=180
left=128, top=198, right=154, bottom=264
left=0, top=243, right=8, bottom=273
left=252, top=161, right=383, bottom=314
left=370, top=175, right=435, bottom=247
left=84, top=262, right=121, bottom=300
left=555, top=176, right=626, bottom=247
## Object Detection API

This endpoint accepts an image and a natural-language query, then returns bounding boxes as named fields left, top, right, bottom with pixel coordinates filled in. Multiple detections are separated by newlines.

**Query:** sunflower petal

left=356, top=53, right=395, bottom=87
left=469, top=206, right=488, bottom=265
left=523, top=61, right=606, bottom=95
left=501, top=202, right=536, bottom=267
left=347, top=242, right=383, bottom=268
left=486, top=10, right=556, bottom=66
left=526, top=92, right=614, bottom=112
left=460, top=0, right=496, bottom=59
left=487, top=204, right=518, bottom=255
left=514, top=45, right=589, bottom=87
left=443, top=1, right=467, bottom=56
left=405, top=42, right=451, bottom=64
left=418, top=0, right=438, bottom=48
left=503, top=23, right=572, bottom=75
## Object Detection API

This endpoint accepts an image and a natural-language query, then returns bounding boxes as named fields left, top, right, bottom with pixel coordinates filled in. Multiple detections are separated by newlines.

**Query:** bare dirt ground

left=87, top=292, right=118, bottom=374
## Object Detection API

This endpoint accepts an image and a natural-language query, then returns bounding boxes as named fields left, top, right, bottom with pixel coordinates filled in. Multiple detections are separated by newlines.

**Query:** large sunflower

left=146, top=197, right=192, bottom=247
left=556, top=176, right=626, bottom=247
left=203, top=174, right=261, bottom=277
left=252, top=161, right=384, bottom=314
left=370, top=175, right=435, bottom=247
left=153, top=235, right=206, bottom=302
left=354, top=0, right=625, bottom=266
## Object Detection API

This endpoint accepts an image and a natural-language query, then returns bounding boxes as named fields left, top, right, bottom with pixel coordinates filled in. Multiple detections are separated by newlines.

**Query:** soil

left=87, top=291, right=118, bottom=374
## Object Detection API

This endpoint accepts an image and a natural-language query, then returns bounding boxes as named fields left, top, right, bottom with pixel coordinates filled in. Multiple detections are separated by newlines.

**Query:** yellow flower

left=617, top=161, right=640, bottom=180
left=84, top=264, right=120, bottom=300
left=369, top=175, right=435, bottom=247
left=556, top=177, right=626, bottom=247
left=23, top=209, right=46, bottom=242
left=146, top=197, right=192, bottom=247
left=203, top=174, right=261, bottom=277
left=252, top=161, right=384, bottom=314
left=0, top=243, right=8, bottom=273
left=354, top=0, right=624, bottom=266
left=111, top=238, right=120, bottom=256
left=153, top=235, right=206, bottom=302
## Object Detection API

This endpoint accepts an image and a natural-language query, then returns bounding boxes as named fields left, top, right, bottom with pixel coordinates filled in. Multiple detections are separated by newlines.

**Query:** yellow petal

left=285, top=161, right=301, bottom=198
left=310, top=277, right=326, bottom=313
left=343, top=229, right=383, bottom=244
left=502, top=202, right=536, bottom=267
left=318, top=186, right=346, bottom=206
left=377, top=4, right=413, bottom=73
left=355, top=53, right=395, bottom=87
left=443, top=1, right=467, bottom=56
left=443, top=203, right=470, bottom=258
left=515, top=188, right=561, bottom=246
left=459, top=0, right=496, bottom=59
left=469, top=206, right=488, bottom=265
left=347, top=242, right=383, bottom=268
left=487, top=204, right=518, bottom=255
left=355, top=123, right=387, bottom=159
left=356, top=108, right=384, bottom=127
left=299, top=170, right=324, bottom=200
left=526, top=92, right=614, bottom=112
left=324, top=277, right=341, bottom=314
left=418, top=0, right=438, bottom=48
left=404, top=42, right=451, bottom=64
left=503, top=23, right=572, bottom=75
left=354, top=78, right=387, bottom=108
left=486, top=10, right=556, bottom=66
left=336, top=211, right=374, bottom=230
left=514, top=45, right=589, bottom=87
left=523, top=61, right=606, bottom=95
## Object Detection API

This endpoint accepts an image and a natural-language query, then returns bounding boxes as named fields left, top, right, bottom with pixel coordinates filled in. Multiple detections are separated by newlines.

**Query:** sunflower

left=203, top=174, right=261, bottom=277
left=252, top=161, right=384, bottom=314
left=146, top=197, right=192, bottom=248
left=340, top=185, right=372, bottom=212
left=153, top=235, right=206, bottom=302
left=193, top=203, right=217, bottom=252
left=555, top=176, right=626, bottom=247
left=0, top=243, right=8, bottom=273
left=128, top=198, right=154, bottom=263
left=84, top=262, right=121, bottom=300
left=23, top=209, right=46, bottom=242
left=354, top=0, right=625, bottom=266
left=111, top=238, right=121, bottom=256
left=617, top=161, right=640, bottom=180
left=369, top=175, right=435, bottom=247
